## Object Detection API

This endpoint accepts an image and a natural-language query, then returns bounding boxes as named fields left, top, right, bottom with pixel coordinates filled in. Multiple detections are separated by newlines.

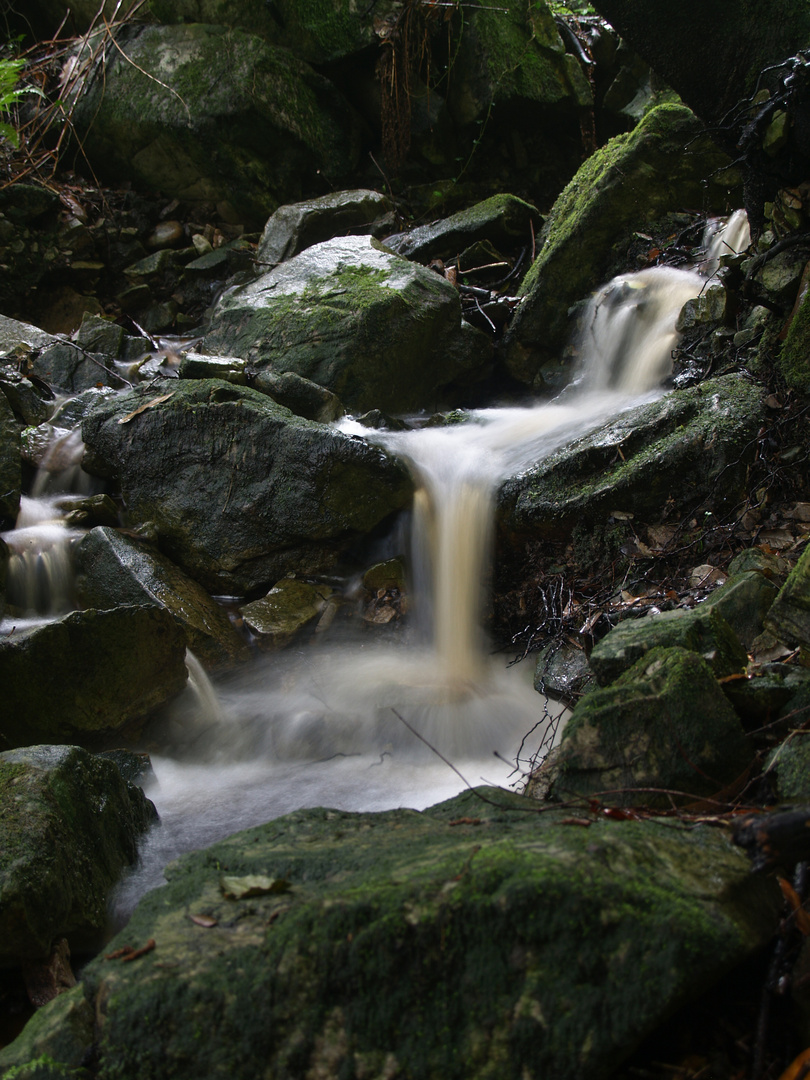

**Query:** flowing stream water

left=1, top=212, right=750, bottom=923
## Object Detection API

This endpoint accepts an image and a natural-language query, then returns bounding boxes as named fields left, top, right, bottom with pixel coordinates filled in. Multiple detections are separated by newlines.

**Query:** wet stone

left=240, top=578, right=333, bottom=647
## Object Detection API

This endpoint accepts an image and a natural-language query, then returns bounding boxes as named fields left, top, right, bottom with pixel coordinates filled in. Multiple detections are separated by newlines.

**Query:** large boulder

left=203, top=236, right=492, bottom=414
left=0, top=607, right=188, bottom=750
left=66, top=23, right=364, bottom=226
left=257, top=189, right=395, bottom=266
left=546, top=646, right=752, bottom=805
left=0, top=744, right=156, bottom=964
left=502, top=103, right=739, bottom=386
left=74, top=526, right=249, bottom=671
left=0, top=788, right=779, bottom=1079
left=498, top=374, right=764, bottom=558
left=80, top=379, right=412, bottom=594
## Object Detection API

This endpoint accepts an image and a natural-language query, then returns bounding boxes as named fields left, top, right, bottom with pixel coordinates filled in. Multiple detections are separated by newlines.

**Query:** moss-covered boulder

left=203, top=236, right=492, bottom=414
left=766, top=733, right=810, bottom=801
left=74, top=527, right=249, bottom=671
left=1, top=787, right=779, bottom=1079
left=502, top=103, right=738, bottom=386
left=497, top=374, right=763, bottom=559
left=549, top=646, right=752, bottom=805
left=239, top=577, right=333, bottom=647
left=67, top=23, right=364, bottom=225
left=0, top=390, right=20, bottom=528
left=387, top=193, right=542, bottom=263
left=257, top=189, right=395, bottom=266
left=764, top=540, right=810, bottom=650
left=0, top=607, right=187, bottom=750
left=80, top=379, right=412, bottom=595
left=588, top=605, right=748, bottom=687
left=0, top=744, right=156, bottom=965
left=779, top=288, right=810, bottom=392
left=702, top=568, right=780, bottom=651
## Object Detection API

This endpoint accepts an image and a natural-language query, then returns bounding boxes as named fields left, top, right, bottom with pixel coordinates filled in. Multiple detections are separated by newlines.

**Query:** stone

left=533, top=640, right=595, bottom=700
left=765, top=733, right=810, bottom=801
left=2, top=788, right=778, bottom=1079
left=0, top=314, right=56, bottom=358
left=0, top=606, right=188, bottom=750
left=80, top=379, right=412, bottom=595
left=502, top=103, right=738, bottom=386
left=74, top=526, right=249, bottom=671
left=362, top=557, right=406, bottom=594
left=0, top=744, right=156, bottom=964
left=386, top=193, right=542, bottom=263
left=257, top=189, right=395, bottom=266
left=251, top=369, right=343, bottom=423
left=675, top=283, right=728, bottom=331
left=0, top=368, right=53, bottom=426
left=765, top=541, right=810, bottom=649
left=0, top=390, right=21, bottom=527
left=702, top=570, right=780, bottom=651
left=549, top=646, right=752, bottom=805
left=67, top=23, right=364, bottom=226
left=587, top=605, right=748, bottom=687
left=203, top=235, right=492, bottom=414
left=240, top=578, right=333, bottom=647
left=178, top=352, right=247, bottom=384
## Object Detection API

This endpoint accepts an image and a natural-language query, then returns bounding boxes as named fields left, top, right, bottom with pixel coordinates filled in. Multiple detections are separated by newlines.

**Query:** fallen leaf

left=118, top=392, right=175, bottom=425
left=778, top=877, right=810, bottom=935
left=189, top=913, right=218, bottom=928
left=777, top=1046, right=810, bottom=1080
left=121, top=939, right=155, bottom=962
left=221, top=875, right=292, bottom=900
left=448, top=817, right=481, bottom=827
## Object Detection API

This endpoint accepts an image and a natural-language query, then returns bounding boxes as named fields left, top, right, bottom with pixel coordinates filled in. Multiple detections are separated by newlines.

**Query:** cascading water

left=99, top=212, right=752, bottom=919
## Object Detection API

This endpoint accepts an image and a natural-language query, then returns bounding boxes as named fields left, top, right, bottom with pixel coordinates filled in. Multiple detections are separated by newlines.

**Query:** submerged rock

left=67, top=23, right=363, bottom=225
left=549, top=646, right=752, bottom=805
left=203, top=235, right=492, bottom=414
left=503, top=103, right=738, bottom=386
left=1, top=788, right=778, bottom=1079
left=74, top=526, right=249, bottom=671
left=0, top=744, right=156, bottom=964
left=0, top=606, right=187, bottom=750
left=80, top=379, right=412, bottom=594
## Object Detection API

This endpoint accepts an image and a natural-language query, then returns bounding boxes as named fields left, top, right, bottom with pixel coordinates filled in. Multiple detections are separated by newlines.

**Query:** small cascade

left=700, top=208, right=751, bottom=277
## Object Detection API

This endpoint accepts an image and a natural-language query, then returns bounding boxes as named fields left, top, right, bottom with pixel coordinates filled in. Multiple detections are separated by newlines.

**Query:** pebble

left=146, top=220, right=184, bottom=250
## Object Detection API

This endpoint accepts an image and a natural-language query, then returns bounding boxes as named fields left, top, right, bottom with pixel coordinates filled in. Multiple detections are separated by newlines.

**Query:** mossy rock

left=779, top=285, right=810, bottom=392
left=588, top=604, right=747, bottom=688
left=203, top=236, right=492, bottom=414
left=257, top=189, right=395, bottom=266
left=74, top=526, right=249, bottom=671
left=702, top=569, right=779, bottom=651
left=551, top=646, right=752, bottom=805
left=3, top=787, right=779, bottom=1079
left=765, top=538, right=810, bottom=649
left=0, top=745, right=156, bottom=964
left=239, top=578, right=333, bottom=647
left=497, top=374, right=763, bottom=558
left=502, top=103, right=739, bottom=386
left=0, top=606, right=187, bottom=750
left=765, top=733, right=810, bottom=802
left=80, top=379, right=412, bottom=595
left=67, top=23, right=364, bottom=226
left=0, top=391, right=20, bottom=528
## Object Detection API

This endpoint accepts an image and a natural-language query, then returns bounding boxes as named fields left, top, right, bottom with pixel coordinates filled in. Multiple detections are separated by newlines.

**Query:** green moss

left=779, top=288, right=810, bottom=392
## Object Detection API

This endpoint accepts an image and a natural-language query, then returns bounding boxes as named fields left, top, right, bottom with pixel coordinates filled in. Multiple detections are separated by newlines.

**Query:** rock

left=549, top=646, right=752, bottom=805
left=766, top=731, right=810, bottom=801
left=240, top=578, right=333, bottom=647
left=386, top=193, right=542, bottom=263
left=251, top=369, right=343, bottom=423
left=80, top=379, right=412, bottom=595
left=178, top=351, right=247, bottom=385
left=0, top=607, right=188, bottom=750
left=74, top=526, right=249, bottom=671
left=765, top=540, right=810, bottom=650
left=780, top=284, right=810, bottom=392
left=0, top=314, right=56, bottom=358
left=0, top=983, right=94, bottom=1077
left=533, top=640, right=595, bottom=700
left=498, top=375, right=763, bottom=565
left=0, top=744, right=156, bottom=964
left=587, top=605, right=748, bottom=687
left=702, top=569, right=780, bottom=651
left=0, top=390, right=21, bottom=527
left=67, top=23, right=364, bottom=226
left=146, top=220, right=185, bottom=250
left=0, top=369, right=53, bottom=426
left=675, top=283, right=729, bottom=331
left=3, top=788, right=778, bottom=1079
left=203, top=236, right=492, bottom=414
left=362, top=557, right=406, bottom=594
left=257, top=189, right=395, bottom=266
left=723, top=663, right=810, bottom=730
left=503, top=104, right=738, bottom=386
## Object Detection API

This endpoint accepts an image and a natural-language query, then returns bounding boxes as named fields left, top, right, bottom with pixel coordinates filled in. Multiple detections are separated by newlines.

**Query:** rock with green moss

left=80, top=379, right=412, bottom=595
left=257, top=189, right=395, bottom=266
left=779, top=287, right=810, bottom=391
left=240, top=578, right=333, bottom=647
left=0, top=984, right=94, bottom=1079
left=5, top=786, right=782, bottom=1079
left=0, top=391, right=20, bottom=528
left=765, top=541, right=810, bottom=649
left=702, top=569, right=779, bottom=651
left=387, top=193, right=542, bottom=263
left=0, top=607, right=187, bottom=750
left=588, top=605, right=747, bottom=687
left=550, top=646, right=752, bottom=805
left=498, top=375, right=763, bottom=564
left=765, top=732, right=810, bottom=801
left=250, top=368, right=343, bottom=422
left=74, top=527, right=249, bottom=671
left=203, top=236, right=492, bottom=414
left=67, top=23, right=363, bottom=226
left=0, top=745, right=156, bottom=965
left=503, top=103, right=738, bottom=386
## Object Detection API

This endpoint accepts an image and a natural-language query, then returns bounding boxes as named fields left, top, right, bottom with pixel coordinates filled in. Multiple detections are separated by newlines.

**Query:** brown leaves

left=117, top=392, right=174, bottom=425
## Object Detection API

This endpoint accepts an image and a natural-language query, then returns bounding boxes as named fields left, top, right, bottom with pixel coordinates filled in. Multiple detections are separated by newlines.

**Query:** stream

left=2, top=212, right=750, bottom=926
